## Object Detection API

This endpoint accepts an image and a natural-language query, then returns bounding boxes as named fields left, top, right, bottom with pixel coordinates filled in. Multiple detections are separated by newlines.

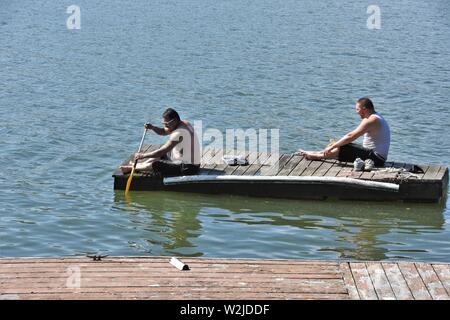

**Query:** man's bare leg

left=119, top=158, right=157, bottom=174
left=297, top=148, right=339, bottom=160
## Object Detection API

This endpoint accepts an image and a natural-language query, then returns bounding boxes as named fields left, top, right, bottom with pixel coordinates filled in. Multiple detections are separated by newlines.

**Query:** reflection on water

left=113, top=191, right=447, bottom=261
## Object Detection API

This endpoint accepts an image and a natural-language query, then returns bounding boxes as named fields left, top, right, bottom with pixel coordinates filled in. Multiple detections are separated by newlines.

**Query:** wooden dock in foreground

left=1, top=256, right=450, bottom=300
left=113, top=145, right=448, bottom=202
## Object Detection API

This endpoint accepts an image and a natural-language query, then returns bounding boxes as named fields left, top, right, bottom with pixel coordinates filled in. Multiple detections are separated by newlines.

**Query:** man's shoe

left=364, top=159, right=375, bottom=171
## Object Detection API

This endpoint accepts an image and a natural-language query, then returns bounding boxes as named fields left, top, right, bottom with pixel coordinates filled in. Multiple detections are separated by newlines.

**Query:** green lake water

left=1, top=0, right=449, bottom=261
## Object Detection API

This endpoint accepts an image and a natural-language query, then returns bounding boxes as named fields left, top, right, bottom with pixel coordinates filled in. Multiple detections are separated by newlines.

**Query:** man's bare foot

left=296, top=149, right=324, bottom=160
left=119, top=165, right=132, bottom=174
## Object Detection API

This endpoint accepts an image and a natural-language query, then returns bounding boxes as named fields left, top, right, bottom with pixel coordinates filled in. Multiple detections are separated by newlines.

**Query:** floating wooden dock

left=1, top=256, right=450, bottom=300
left=113, top=145, right=448, bottom=202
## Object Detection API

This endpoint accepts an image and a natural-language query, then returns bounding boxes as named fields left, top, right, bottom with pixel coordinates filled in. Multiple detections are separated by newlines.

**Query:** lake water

left=1, top=0, right=449, bottom=261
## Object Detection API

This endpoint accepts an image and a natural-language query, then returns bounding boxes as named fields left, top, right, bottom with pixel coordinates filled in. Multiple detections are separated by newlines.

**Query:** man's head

left=355, top=97, right=375, bottom=119
left=162, top=108, right=181, bottom=131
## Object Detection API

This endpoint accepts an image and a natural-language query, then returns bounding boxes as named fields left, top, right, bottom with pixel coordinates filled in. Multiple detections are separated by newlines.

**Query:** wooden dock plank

left=322, top=161, right=343, bottom=177
left=2, top=257, right=450, bottom=300
left=312, top=160, right=336, bottom=177
left=423, top=165, right=443, bottom=181
left=419, top=165, right=432, bottom=180
left=349, top=263, right=378, bottom=300
left=339, top=262, right=360, bottom=300
left=300, top=159, right=325, bottom=177
left=226, top=150, right=253, bottom=175
left=2, top=292, right=349, bottom=300
left=415, top=262, right=450, bottom=300
left=398, top=263, right=432, bottom=300
left=200, top=147, right=214, bottom=168
left=277, top=154, right=302, bottom=176
left=335, top=163, right=354, bottom=178
left=260, top=153, right=290, bottom=176
left=241, top=152, right=269, bottom=176
left=432, top=264, right=450, bottom=297
left=234, top=152, right=261, bottom=176
left=436, top=167, right=448, bottom=181
left=253, top=152, right=280, bottom=176
left=0, top=277, right=347, bottom=291
left=288, top=157, right=310, bottom=176
left=366, top=262, right=396, bottom=300
left=381, top=263, right=414, bottom=300
left=359, top=169, right=376, bottom=181
left=204, top=148, right=229, bottom=175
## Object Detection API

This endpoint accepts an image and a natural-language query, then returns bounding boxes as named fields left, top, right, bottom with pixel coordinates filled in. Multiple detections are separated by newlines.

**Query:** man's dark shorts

left=152, top=160, right=199, bottom=177
left=338, top=143, right=386, bottom=167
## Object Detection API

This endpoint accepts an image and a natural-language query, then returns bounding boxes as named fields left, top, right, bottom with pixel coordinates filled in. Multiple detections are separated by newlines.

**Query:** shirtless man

left=298, top=97, right=390, bottom=167
left=120, top=108, right=201, bottom=176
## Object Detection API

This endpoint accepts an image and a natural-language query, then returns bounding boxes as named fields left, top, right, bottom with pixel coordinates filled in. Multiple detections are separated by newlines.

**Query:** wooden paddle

left=125, top=128, right=148, bottom=195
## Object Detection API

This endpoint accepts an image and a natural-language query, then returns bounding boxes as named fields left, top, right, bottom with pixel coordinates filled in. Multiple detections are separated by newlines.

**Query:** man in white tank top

left=298, top=97, right=390, bottom=167
left=119, top=108, right=201, bottom=176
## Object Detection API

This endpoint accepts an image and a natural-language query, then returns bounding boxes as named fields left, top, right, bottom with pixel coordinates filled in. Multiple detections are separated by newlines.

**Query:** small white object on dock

left=170, top=257, right=190, bottom=271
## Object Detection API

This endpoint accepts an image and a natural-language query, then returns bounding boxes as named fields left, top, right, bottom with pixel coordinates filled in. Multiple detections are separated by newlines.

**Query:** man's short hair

left=357, top=97, right=375, bottom=111
left=162, top=108, right=181, bottom=121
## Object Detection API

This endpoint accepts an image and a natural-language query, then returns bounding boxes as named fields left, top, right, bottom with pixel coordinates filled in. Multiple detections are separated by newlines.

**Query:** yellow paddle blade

left=124, top=166, right=136, bottom=195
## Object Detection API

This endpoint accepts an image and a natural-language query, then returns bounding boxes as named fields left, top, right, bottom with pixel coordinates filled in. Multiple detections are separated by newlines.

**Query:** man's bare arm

left=145, top=123, right=170, bottom=136
left=137, top=138, right=180, bottom=160
left=323, top=118, right=377, bottom=155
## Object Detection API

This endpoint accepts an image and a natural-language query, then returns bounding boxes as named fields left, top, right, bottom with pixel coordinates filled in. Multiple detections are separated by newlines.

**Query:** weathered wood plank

left=226, top=150, right=252, bottom=175
left=349, top=263, right=378, bottom=300
left=423, top=166, right=442, bottom=181
left=419, top=165, right=432, bottom=180
left=234, top=152, right=261, bottom=176
left=2, top=292, right=350, bottom=300
left=312, top=160, right=336, bottom=177
left=1, top=279, right=347, bottom=293
left=204, top=148, right=229, bottom=175
left=0, top=264, right=341, bottom=274
left=288, top=157, right=310, bottom=176
left=335, top=163, right=354, bottom=178
left=397, top=263, right=432, bottom=300
left=323, top=161, right=343, bottom=177
left=415, top=262, right=450, bottom=300
left=222, top=152, right=248, bottom=175
left=366, top=262, right=395, bottom=300
left=0, top=257, right=340, bottom=265
left=0, top=285, right=344, bottom=294
left=435, top=167, right=448, bottom=181
left=359, top=169, right=376, bottom=181
left=381, top=263, right=414, bottom=300
left=241, top=152, right=270, bottom=176
left=432, top=264, right=450, bottom=297
left=260, top=153, right=291, bottom=176
left=300, top=160, right=325, bottom=177
left=339, top=262, right=360, bottom=300
left=254, top=152, right=281, bottom=176
left=0, top=272, right=342, bottom=280
left=277, top=154, right=302, bottom=176
left=200, top=148, right=214, bottom=168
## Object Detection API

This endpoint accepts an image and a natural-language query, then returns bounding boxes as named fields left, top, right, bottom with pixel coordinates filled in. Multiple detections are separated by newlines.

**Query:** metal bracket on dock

left=87, top=255, right=108, bottom=261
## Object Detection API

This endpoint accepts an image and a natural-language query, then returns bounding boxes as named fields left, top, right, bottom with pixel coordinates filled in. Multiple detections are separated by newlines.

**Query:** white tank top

left=362, top=113, right=390, bottom=160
